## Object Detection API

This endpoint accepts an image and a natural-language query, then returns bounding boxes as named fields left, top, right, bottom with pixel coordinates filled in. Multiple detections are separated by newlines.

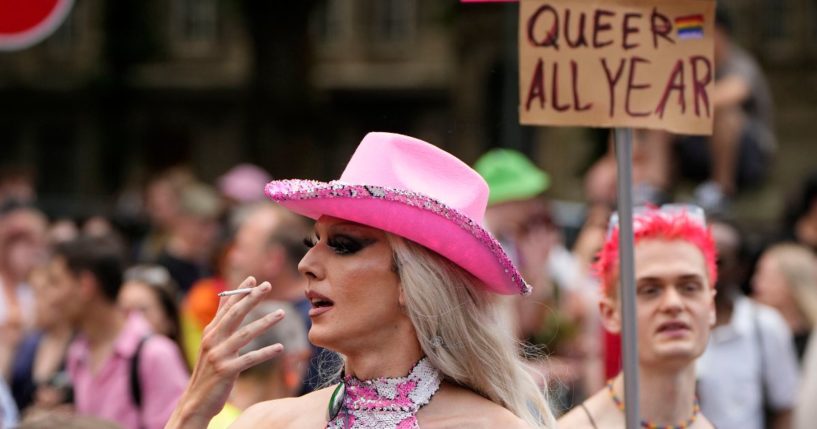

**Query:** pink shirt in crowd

left=67, top=313, right=189, bottom=429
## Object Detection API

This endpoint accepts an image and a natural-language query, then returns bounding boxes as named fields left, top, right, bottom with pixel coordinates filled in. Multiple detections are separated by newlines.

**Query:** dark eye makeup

left=302, top=233, right=374, bottom=255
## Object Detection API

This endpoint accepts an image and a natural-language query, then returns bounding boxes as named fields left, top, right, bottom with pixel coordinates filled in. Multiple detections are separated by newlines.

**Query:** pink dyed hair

left=594, top=208, right=718, bottom=296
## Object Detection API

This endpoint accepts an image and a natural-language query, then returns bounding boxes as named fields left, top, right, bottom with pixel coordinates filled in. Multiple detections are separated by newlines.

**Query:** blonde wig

left=387, top=234, right=556, bottom=428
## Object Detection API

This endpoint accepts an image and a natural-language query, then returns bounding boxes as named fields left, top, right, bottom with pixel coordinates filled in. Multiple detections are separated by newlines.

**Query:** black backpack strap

left=751, top=301, right=774, bottom=428
left=130, top=335, right=151, bottom=410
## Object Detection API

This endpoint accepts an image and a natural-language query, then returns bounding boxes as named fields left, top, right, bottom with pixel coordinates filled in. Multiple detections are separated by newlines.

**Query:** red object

left=0, top=0, right=73, bottom=51
left=594, top=208, right=718, bottom=296
left=184, top=277, right=228, bottom=329
left=604, top=330, right=622, bottom=380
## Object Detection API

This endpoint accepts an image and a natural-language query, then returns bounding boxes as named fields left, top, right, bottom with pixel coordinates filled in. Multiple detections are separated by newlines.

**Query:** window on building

left=373, top=0, right=417, bottom=45
left=313, top=0, right=347, bottom=45
left=171, top=0, right=218, bottom=54
left=762, top=0, right=790, bottom=42
left=810, top=1, right=817, bottom=46
left=47, top=7, right=76, bottom=57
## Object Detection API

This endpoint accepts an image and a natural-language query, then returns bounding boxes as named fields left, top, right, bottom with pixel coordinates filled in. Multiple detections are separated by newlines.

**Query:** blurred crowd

left=0, top=7, right=816, bottom=429
left=0, top=163, right=320, bottom=429
left=483, top=138, right=817, bottom=429
left=1, top=142, right=815, bottom=429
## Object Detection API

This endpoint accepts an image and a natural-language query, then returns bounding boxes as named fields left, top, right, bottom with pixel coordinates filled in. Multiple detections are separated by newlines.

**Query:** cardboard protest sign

left=519, top=0, right=715, bottom=135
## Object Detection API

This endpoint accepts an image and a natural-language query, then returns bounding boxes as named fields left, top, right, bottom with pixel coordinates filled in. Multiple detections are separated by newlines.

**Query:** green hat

left=474, top=148, right=550, bottom=206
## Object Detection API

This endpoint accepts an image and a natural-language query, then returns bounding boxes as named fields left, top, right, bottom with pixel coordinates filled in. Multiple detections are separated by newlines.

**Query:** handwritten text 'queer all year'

left=523, top=5, right=712, bottom=120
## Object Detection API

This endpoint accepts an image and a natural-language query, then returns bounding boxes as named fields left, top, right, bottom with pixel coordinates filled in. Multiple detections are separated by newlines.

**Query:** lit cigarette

left=218, top=287, right=255, bottom=297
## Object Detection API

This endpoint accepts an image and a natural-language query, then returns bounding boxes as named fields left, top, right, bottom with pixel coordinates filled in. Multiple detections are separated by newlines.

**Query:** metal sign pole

left=614, top=128, right=640, bottom=429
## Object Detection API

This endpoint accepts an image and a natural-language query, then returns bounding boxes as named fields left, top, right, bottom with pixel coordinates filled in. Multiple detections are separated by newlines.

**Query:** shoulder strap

left=130, top=335, right=152, bottom=410
left=751, top=301, right=773, bottom=426
left=579, top=402, right=599, bottom=429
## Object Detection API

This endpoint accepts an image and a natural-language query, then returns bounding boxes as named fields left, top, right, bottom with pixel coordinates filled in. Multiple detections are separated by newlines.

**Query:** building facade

left=0, top=0, right=815, bottom=220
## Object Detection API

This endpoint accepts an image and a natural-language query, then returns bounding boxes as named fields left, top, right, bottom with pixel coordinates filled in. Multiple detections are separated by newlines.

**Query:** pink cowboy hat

left=265, top=132, right=530, bottom=295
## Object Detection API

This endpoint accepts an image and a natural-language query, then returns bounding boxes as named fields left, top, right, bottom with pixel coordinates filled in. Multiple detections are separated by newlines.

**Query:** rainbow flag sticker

left=675, top=14, right=704, bottom=40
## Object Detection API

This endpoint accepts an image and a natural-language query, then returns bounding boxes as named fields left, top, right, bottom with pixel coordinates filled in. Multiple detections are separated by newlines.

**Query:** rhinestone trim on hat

left=326, top=357, right=443, bottom=429
left=265, top=179, right=532, bottom=296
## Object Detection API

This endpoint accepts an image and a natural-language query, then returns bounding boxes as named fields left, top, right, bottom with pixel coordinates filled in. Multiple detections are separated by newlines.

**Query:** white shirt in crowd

left=696, top=296, right=799, bottom=429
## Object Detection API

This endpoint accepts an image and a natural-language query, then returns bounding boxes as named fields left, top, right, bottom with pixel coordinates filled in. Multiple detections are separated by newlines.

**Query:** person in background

left=179, top=239, right=232, bottom=369
left=183, top=203, right=323, bottom=393
left=752, top=243, right=817, bottom=361
left=560, top=206, right=717, bottom=429
left=83, top=216, right=117, bottom=239
left=52, top=235, right=188, bottom=429
left=224, top=204, right=311, bottom=309
left=474, top=149, right=589, bottom=408
left=696, top=221, right=799, bottom=429
left=48, top=218, right=79, bottom=246
left=583, top=131, right=673, bottom=208
left=474, top=149, right=595, bottom=408
left=137, top=168, right=193, bottom=263
left=781, top=169, right=817, bottom=254
left=18, top=413, right=123, bottom=429
left=207, top=301, right=310, bottom=429
left=792, top=231, right=817, bottom=429
left=11, top=266, right=75, bottom=414
left=796, top=334, right=817, bottom=429
left=474, top=148, right=585, bottom=337
left=475, top=148, right=592, bottom=409
left=118, top=265, right=187, bottom=366
left=0, top=203, right=48, bottom=379
left=583, top=5, right=776, bottom=213
left=217, top=164, right=272, bottom=207
left=680, top=4, right=776, bottom=210
left=568, top=203, right=613, bottom=394
left=157, top=182, right=223, bottom=294
left=0, top=165, right=36, bottom=207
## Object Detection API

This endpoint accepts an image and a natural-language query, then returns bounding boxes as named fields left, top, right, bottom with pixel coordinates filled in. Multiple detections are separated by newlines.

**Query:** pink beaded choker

left=326, top=358, right=443, bottom=429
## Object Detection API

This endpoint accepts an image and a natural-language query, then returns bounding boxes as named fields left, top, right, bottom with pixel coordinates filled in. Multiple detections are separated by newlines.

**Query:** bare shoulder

left=558, top=389, right=619, bottom=429
left=229, top=386, right=335, bottom=429
left=558, top=404, right=593, bottom=429
left=420, top=383, right=532, bottom=429
left=697, top=415, right=716, bottom=429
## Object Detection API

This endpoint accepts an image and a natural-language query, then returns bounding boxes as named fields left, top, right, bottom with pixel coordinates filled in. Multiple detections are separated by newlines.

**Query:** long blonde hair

left=387, top=234, right=556, bottom=428
left=764, top=243, right=817, bottom=326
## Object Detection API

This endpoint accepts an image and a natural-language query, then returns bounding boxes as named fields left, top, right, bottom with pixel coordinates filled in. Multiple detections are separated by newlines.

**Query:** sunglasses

left=606, top=204, right=707, bottom=238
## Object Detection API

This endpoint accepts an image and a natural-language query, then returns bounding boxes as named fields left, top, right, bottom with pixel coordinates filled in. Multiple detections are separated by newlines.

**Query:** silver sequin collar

left=326, top=357, right=443, bottom=429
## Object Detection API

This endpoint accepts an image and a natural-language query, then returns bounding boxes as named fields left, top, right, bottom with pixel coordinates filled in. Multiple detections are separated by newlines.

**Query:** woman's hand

left=165, top=277, right=286, bottom=429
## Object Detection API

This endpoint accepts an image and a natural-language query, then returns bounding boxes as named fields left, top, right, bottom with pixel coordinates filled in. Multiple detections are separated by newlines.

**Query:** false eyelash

left=327, top=235, right=365, bottom=255
left=303, top=236, right=317, bottom=248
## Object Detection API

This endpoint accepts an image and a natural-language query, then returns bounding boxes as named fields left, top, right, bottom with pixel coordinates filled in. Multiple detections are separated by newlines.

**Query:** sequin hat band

left=265, top=132, right=531, bottom=296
